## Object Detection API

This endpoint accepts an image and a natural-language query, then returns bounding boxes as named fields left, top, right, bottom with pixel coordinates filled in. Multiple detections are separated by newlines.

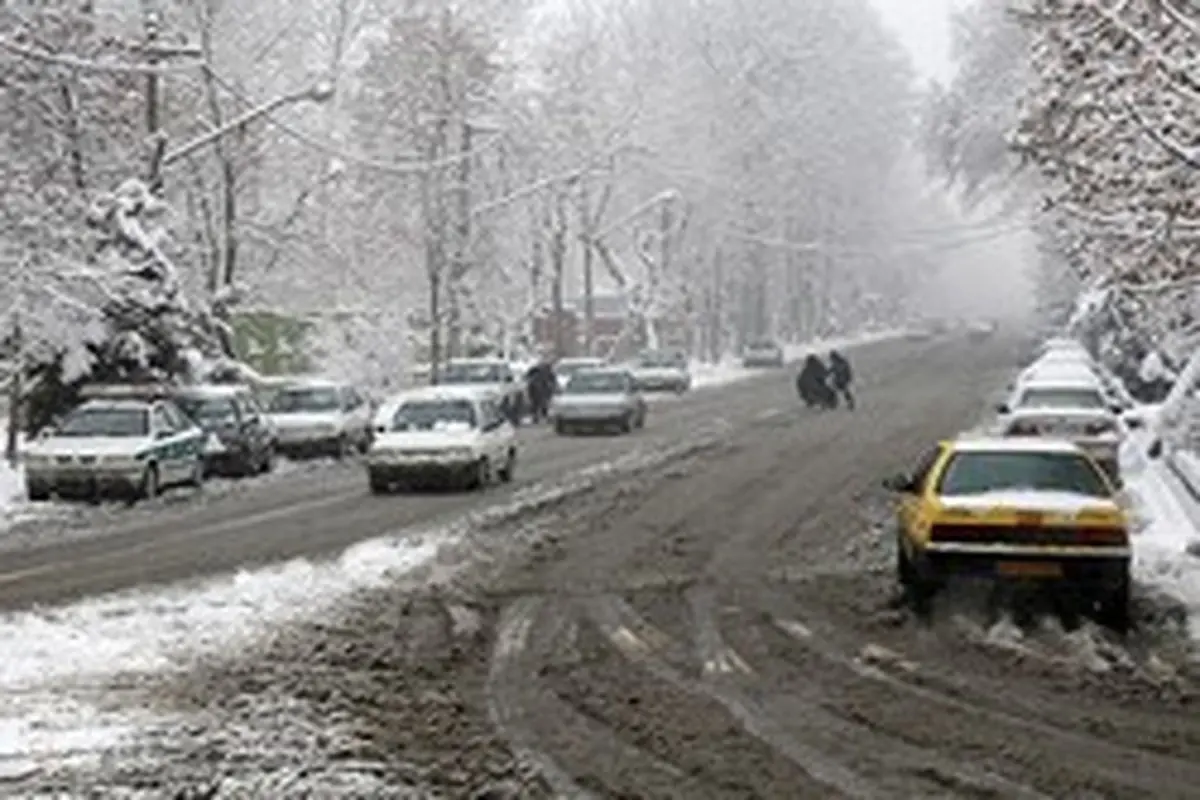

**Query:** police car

left=23, top=384, right=206, bottom=503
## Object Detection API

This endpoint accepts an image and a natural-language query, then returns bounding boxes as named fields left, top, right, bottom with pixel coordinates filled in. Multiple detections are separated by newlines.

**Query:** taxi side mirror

left=1147, top=438, right=1163, bottom=460
left=882, top=474, right=916, bottom=493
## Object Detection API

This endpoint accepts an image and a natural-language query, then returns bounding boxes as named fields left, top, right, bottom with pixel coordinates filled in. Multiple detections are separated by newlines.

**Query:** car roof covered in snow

left=949, top=436, right=1083, bottom=454
left=1015, top=377, right=1105, bottom=391
left=557, top=357, right=607, bottom=365
left=392, top=385, right=492, bottom=404
left=74, top=398, right=154, bottom=412
left=275, top=376, right=347, bottom=389
left=1003, top=405, right=1116, bottom=420
left=174, top=384, right=252, bottom=398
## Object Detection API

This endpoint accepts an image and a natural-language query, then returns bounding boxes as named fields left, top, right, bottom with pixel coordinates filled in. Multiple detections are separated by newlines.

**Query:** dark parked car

left=174, top=385, right=275, bottom=477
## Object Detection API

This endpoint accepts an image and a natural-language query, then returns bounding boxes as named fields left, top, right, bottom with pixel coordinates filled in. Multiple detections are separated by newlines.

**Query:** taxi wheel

left=368, top=471, right=391, bottom=495
left=1095, top=577, right=1131, bottom=634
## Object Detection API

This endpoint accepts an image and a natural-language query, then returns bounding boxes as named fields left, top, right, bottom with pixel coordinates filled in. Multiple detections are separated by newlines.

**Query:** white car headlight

left=446, top=447, right=476, bottom=459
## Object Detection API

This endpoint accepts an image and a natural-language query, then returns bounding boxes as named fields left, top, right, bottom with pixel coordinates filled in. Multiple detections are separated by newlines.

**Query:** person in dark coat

left=524, top=359, right=557, bottom=423
left=796, top=354, right=836, bottom=409
left=828, top=349, right=854, bottom=410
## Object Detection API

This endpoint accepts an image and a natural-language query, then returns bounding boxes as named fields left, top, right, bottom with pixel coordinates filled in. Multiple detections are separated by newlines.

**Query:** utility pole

left=448, top=119, right=473, bottom=360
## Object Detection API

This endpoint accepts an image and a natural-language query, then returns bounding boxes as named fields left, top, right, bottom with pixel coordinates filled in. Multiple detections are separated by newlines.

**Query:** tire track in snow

left=487, top=597, right=590, bottom=799
left=586, top=595, right=881, bottom=799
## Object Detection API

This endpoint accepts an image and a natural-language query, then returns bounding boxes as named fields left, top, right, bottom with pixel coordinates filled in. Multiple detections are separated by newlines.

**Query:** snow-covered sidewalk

left=1122, top=434, right=1200, bottom=641
left=0, top=426, right=27, bottom=533
left=690, top=328, right=905, bottom=390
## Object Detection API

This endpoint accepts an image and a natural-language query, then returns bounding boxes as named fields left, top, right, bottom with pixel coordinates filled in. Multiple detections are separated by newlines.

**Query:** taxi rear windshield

left=937, top=451, right=1110, bottom=497
left=59, top=407, right=148, bottom=438
left=392, top=399, right=476, bottom=431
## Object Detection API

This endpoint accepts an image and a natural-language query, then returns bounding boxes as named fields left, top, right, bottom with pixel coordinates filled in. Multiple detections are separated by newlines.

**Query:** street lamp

left=160, top=79, right=335, bottom=168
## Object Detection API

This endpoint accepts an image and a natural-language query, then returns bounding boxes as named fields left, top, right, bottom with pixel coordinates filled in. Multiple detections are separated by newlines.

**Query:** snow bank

left=1123, top=436, right=1200, bottom=641
left=0, top=438, right=721, bottom=783
left=690, top=328, right=906, bottom=390
left=0, top=425, right=26, bottom=532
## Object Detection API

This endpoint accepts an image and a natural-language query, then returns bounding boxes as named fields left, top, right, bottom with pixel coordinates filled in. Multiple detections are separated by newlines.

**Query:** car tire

left=368, top=470, right=391, bottom=495
left=26, top=483, right=50, bottom=502
left=135, top=463, right=160, bottom=505
left=471, top=457, right=491, bottom=490
left=1095, top=576, right=1131, bottom=634
left=498, top=449, right=515, bottom=483
left=620, top=413, right=634, bottom=434
left=334, top=435, right=352, bottom=460
left=554, top=420, right=568, bottom=436
left=896, top=535, right=915, bottom=587
left=260, top=445, right=275, bottom=474
left=186, top=457, right=205, bottom=488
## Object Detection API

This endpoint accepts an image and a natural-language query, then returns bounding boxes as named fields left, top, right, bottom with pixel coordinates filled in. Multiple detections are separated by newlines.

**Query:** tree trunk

left=5, top=314, right=21, bottom=467
left=550, top=191, right=567, bottom=359
left=580, top=180, right=595, bottom=357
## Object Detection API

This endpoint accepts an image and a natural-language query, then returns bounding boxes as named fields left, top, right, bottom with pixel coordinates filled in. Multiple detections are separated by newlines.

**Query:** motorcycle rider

left=828, top=349, right=855, bottom=410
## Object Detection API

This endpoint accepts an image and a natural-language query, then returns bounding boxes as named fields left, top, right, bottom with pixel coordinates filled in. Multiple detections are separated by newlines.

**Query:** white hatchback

left=366, top=386, right=516, bottom=493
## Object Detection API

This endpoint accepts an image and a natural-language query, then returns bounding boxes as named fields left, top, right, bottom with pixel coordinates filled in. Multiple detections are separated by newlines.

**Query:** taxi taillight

left=931, top=524, right=1127, bottom=546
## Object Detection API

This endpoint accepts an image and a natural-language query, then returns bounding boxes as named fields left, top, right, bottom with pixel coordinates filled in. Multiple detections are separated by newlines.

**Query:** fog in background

left=870, top=0, right=1035, bottom=323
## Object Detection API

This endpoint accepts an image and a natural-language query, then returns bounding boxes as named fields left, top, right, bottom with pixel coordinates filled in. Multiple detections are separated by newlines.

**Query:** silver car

left=551, top=368, right=647, bottom=435
left=742, top=338, right=785, bottom=368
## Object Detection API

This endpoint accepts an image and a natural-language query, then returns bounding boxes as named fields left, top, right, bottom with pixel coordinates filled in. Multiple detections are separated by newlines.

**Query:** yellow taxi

left=882, top=436, right=1131, bottom=630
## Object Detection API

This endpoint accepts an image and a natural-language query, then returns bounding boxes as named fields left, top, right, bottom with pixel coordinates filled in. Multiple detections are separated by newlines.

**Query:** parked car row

left=21, top=375, right=379, bottom=504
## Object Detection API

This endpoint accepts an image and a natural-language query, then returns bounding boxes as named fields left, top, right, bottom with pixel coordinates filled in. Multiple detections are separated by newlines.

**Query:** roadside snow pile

left=1124, top=442, right=1200, bottom=641
left=0, top=430, right=729, bottom=788
left=0, top=426, right=27, bottom=531
left=690, top=328, right=906, bottom=390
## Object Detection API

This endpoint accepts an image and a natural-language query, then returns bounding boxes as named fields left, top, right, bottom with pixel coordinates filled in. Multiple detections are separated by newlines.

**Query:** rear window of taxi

left=936, top=450, right=1111, bottom=498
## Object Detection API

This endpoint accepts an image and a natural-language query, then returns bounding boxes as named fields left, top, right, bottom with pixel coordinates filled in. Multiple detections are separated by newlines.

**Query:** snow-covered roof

left=175, top=384, right=252, bottom=398
left=277, top=376, right=346, bottom=389
left=1016, top=377, right=1105, bottom=391
left=1003, top=406, right=1117, bottom=421
left=388, top=385, right=492, bottom=404
left=950, top=436, right=1083, bottom=454
left=77, top=398, right=153, bottom=412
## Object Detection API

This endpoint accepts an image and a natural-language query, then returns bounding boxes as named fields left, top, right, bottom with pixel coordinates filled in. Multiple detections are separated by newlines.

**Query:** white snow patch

left=940, top=490, right=1117, bottom=515
left=0, top=424, right=30, bottom=533
left=1123, top=435, right=1200, bottom=641
left=0, top=432, right=723, bottom=784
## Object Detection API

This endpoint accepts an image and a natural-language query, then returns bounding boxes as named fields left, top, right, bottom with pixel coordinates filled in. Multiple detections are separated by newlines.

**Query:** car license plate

left=1015, top=511, right=1044, bottom=526
left=997, top=561, right=1062, bottom=578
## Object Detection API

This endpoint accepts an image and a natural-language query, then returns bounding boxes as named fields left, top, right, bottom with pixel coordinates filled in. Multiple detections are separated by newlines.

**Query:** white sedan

left=365, top=386, right=516, bottom=493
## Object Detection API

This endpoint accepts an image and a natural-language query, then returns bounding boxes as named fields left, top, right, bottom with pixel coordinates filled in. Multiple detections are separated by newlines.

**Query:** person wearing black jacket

left=796, top=354, right=836, bottom=409
left=828, top=349, right=854, bottom=410
left=524, top=360, right=557, bottom=423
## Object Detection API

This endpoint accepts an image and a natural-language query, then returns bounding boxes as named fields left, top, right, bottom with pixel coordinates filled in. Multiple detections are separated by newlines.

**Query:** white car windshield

left=557, top=361, right=604, bottom=377
left=441, top=363, right=508, bottom=383
left=58, top=407, right=148, bottom=438
left=392, top=399, right=476, bottom=431
left=177, top=395, right=237, bottom=425
left=269, top=387, right=341, bottom=413
left=1017, top=387, right=1105, bottom=409
left=938, top=451, right=1110, bottom=497
left=637, top=352, right=685, bottom=368
left=565, top=372, right=630, bottom=394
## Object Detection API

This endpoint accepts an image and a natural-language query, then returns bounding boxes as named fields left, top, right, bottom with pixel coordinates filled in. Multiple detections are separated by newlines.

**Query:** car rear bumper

left=923, top=546, right=1129, bottom=585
